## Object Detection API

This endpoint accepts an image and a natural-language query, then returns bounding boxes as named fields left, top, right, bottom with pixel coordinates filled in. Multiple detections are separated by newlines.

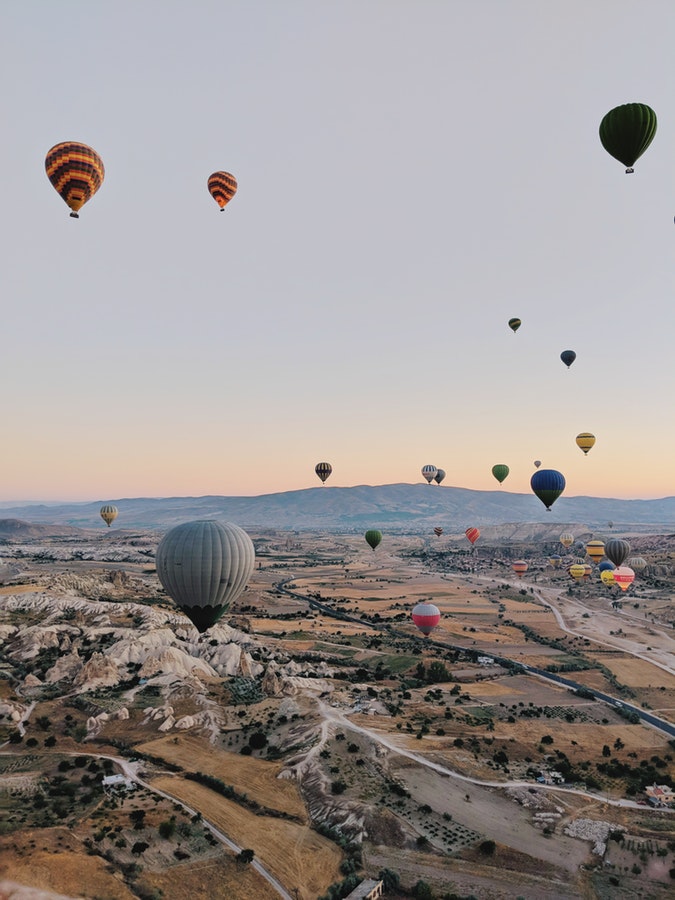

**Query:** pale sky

left=1, top=1, right=673, bottom=502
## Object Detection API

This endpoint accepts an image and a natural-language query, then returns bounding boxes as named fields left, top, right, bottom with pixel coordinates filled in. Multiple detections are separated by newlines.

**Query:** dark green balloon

left=599, top=103, right=657, bottom=172
left=365, top=529, right=382, bottom=550
left=491, top=464, right=509, bottom=484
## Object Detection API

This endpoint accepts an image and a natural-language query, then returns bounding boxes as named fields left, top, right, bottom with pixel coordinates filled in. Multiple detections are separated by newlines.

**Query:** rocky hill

left=0, top=484, right=673, bottom=533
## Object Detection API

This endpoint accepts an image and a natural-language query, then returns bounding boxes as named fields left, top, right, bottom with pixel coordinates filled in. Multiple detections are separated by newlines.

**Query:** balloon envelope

left=533, top=460, right=542, bottom=468
left=601, top=569, right=616, bottom=586
left=508, top=318, right=521, bottom=333
left=155, top=520, right=255, bottom=633
left=207, top=171, right=237, bottom=209
left=569, top=564, right=586, bottom=581
left=560, top=350, right=576, bottom=369
left=531, top=469, right=566, bottom=510
left=585, top=540, right=605, bottom=563
left=576, top=433, right=596, bottom=455
left=100, top=505, right=118, bottom=527
left=411, top=602, right=440, bottom=636
left=491, top=464, right=509, bottom=484
left=45, top=141, right=105, bottom=218
left=599, top=103, right=657, bottom=172
left=365, top=529, right=382, bottom=550
left=560, top=532, right=574, bottom=548
left=613, top=566, right=635, bottom=591
left=465, top=527, right=480, bottom=545
left=626, top=556, right=646, bottom=571
left=598, top=560, right=615, bottom=573
left=315, top=462, right=332, bottom=483
left=421, top=465, right=438, bottom=483
left=434, top=468, right=446, bottom=484
left=512, top=560, right=528, bottom=577
left=605, top=538, right=631, bottom=567
left=433, top=526, right=443, bottom=537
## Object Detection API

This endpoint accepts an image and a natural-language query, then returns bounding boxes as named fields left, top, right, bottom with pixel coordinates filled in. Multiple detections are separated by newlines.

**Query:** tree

left=131, top=841, right=149, bottom=856
left=237, top=848, right=255, bottom=864
left=249, top=731, right=268, bottom=750
left=378, top=869, right=400, bottom=891
left=159, top=819, right=176, bottom=839
left=130, top=810, right=146, bottom=830
left=479, top=839, right=496, bottom=855
left=412, top=880, right=434, bottom=900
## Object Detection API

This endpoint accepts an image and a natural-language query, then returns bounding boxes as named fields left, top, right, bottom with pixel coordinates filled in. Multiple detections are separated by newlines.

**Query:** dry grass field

left=149, top=775, right=342, bottom=900
left=137, top=734, right=308, bottom=820
left=0, top=845, right=136, bottom=899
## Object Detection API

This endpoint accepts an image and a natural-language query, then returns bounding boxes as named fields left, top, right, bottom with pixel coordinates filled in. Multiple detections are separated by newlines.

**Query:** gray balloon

left=156, top=520, right=255, bottom=633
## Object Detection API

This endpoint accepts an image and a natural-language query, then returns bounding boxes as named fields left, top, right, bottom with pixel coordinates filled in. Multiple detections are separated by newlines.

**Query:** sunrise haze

left=1, top=0, right=673, bottom=503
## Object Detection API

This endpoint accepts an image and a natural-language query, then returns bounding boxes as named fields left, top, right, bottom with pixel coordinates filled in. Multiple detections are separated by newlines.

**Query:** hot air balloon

left=601, top=569, right=616, bottom=586
left=586, top=540, right=605, bottom=564
left=155, top=520, right=255, bottom=633
left=491, top=464, right=509, bottom=484
left=465, top=527, right=480, bottom=546
left=433, top=526, right=443, bottom=537
left=531, top=469, right=565, bottom=511
left=365, top=530, right=382, bottom=550
left=560, top=350, right=576, bottom=369
left=508, top=318, right=521, bottom=333
left=568, top=564, right=586, bottom=581
left=549, top=554, right=562, bottom=567
left=626, top=556, right=646, bottom=572
left=583, top=564, right=593, bottom=580
left=100, top=505, right=118, bottom=527
left=599, top=103, right=657, bottom=173
left=608, top=521, right=614, bottom=529
left=421, top=465, right=438, bottom=484
left=605, top=539, right=630, bottom=568
left=207, top=171, right=238, bottom=210
left=613, top=566, right=635, bottom=592
left=598, top=560, right=615, bottom=573
left=576, top=433, right=596, bottom=455
left=315, top=462, right=332, bottom=484
left=560, top=532, right=574, bottom=548
left=411, top=601, right=440, bottom=637
left=434, top=469, right=446, bottom=485
left=533, top=460, right=542, bottom=469
left=45, top=142, right=105, bottom=218
left=512, top=560, right=528, bottom=578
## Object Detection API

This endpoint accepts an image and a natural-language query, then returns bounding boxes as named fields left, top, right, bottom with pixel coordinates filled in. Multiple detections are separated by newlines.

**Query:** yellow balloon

left=569, top=564, right=586, bottom=581
left=586, top=540, right=605, bottom=563
left=576, top=433, right=596, bottom=455
left=601, top=569, right=615, bottom=586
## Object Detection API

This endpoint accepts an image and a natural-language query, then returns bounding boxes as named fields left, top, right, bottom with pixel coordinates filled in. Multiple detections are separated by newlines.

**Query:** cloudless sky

left=1, top=1, right=673, bottom=502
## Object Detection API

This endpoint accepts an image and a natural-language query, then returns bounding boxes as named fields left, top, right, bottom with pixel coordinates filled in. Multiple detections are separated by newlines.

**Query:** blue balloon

left=531, top=469, right=566, bottom=511
left=560, top=350, right=576, bottom=368
left=598, top=560, right=615, bottom=572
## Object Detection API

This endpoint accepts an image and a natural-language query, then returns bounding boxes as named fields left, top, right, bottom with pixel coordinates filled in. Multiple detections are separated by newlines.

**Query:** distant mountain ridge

left=0, top=484, right=673, bottom=533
